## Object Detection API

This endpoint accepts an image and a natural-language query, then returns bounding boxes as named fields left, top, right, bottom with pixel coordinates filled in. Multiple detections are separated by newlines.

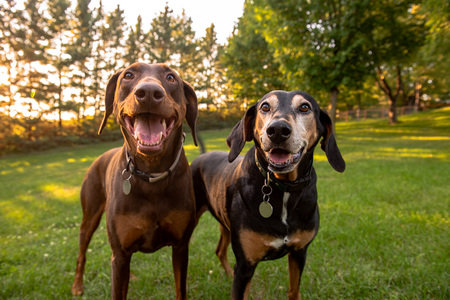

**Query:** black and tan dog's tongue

left=134, top=114, right=165, bottom=145
left=269, top=149, right=292, bottom=165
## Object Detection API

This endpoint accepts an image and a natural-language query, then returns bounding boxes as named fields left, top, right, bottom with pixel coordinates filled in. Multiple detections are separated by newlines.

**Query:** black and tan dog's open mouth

left=267, top=148, right=302, bottom=170
left=124, top=113, right=175, bottom=153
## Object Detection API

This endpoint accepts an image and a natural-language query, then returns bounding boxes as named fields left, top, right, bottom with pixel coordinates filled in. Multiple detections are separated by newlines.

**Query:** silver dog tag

left=123, top=179, right=131, bottom=195
left=259, top=201, right=273, bottom=218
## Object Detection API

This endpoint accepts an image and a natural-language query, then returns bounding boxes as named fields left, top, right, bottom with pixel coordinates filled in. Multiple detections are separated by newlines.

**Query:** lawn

left=0, top=107, right=449, bottom=299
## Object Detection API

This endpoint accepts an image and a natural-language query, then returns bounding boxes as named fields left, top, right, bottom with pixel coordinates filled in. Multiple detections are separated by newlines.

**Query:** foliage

left=224, top=0, right=445, bottom=127
left=221, top=0, right=287, bottom=107
left=0, top=1, right=228, bottom=153
left=0, top=108, right=448, bottom=299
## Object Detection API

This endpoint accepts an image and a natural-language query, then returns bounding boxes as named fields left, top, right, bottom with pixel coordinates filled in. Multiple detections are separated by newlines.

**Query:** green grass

left=1, top=108, right=449, bottom=299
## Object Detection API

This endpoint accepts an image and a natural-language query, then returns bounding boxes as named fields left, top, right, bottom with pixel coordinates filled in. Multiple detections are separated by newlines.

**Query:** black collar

left=254, top=150, right=313, bottom=193
left=125, top=133, right=185, bottom=183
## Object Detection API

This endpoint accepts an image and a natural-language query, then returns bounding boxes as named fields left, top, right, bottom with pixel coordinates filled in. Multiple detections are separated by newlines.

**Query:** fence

left=335, top=106, right=420, bottom=122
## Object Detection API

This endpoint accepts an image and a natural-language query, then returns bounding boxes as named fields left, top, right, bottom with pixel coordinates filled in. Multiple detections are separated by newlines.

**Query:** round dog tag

left=123, top=179, right=131, bottom=195
left=259, top=201, right=273, bottom=218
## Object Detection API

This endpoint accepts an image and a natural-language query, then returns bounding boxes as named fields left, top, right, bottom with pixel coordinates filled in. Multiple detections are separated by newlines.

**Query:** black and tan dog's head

left=227, top=90, right=345, bottom=175
left=98, top=62, right=198, bottom=157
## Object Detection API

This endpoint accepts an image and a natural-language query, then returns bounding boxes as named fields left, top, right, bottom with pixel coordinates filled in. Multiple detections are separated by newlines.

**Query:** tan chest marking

left=286, top=229, right=316, bottom=250
left=240, top=228, right=316, bottom=265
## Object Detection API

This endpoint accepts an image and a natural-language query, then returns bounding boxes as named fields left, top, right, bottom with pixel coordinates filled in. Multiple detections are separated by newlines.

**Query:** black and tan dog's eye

left=299, top=103, right=311, bottom=113
left=124, top=72, right=134, bottom=80
left=166, top=74, right=176, bottom=82
left=261, top=103, right=270, bottom=112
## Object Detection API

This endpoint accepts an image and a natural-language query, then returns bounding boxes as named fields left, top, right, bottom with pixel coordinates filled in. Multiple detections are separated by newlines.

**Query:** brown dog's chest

left=112, top=208, right=194, bottom=253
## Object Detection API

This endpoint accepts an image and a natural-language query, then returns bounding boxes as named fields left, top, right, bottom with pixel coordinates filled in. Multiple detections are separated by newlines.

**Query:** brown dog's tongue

left=134, top=115, right=164, bottom=145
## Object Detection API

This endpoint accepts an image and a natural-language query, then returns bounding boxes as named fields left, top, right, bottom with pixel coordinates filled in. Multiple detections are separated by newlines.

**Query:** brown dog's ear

left=226, top=104, right=256, bottom=162
left=319, top=110, right=345, bottom=172
left=183, top=81, right=198, bottom=146
left=98, top=70, right=123, bottom=135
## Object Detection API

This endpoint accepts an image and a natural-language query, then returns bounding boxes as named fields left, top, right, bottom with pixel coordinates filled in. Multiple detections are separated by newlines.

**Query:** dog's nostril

left=153, top=90, right=164, bottom=101
left=267, top=127, right=275, bottom=137
left=135, top=89, right=146, bottom=100
left=281, top=127, right=291, bottom=137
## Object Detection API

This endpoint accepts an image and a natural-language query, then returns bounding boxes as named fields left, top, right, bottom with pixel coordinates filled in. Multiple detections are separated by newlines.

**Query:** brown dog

left=71, top=63, right=198, bottom=299
left=191, top=90, right=345, bottom=299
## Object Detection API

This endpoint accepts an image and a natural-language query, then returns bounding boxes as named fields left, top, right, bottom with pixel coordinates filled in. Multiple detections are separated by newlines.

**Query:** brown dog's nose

left=134, top=82, right=165, bottom=104
left=267, top=120, right=292, bottom=143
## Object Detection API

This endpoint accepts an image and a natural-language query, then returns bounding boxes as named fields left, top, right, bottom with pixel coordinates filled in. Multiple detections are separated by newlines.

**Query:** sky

left=94, top=0, right=245, bottom=44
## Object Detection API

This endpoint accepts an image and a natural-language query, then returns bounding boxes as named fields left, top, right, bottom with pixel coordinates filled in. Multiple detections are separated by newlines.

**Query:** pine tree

left=68, top=0, right=95, bottom=120
left=47, top=0, right=71, bottom=128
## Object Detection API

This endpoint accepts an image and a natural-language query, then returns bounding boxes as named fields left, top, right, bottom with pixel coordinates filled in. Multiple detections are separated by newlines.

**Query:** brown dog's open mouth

left=267, top=148, right=302, bottom=170
left=124, top=113, right=175, bottom=153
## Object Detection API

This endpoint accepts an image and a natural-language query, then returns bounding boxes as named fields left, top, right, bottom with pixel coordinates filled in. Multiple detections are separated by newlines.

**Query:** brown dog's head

left=98, top=63, right=198, bottom=157
left=227, top=90, right=345, bottom=174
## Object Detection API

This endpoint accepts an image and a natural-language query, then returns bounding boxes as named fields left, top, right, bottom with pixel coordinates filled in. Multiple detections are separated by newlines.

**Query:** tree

left=124, top=15, right=146, bottom=64
left=176, top=10, right=202, bottom=84
left=0, top=0, right=21, bottom=116
left=102, top=5, right=126, bottom=74
left=15, top=0, right=58, bottom=135
left=413, top=0, right=450, bottom=107
left=222, top=1, right=286, bottom=108
left=47, top=0, right=71, bottom=128
left=253, top=0, right=371, bottom=131
left=364, top=0, right=427, bottom=123
left=194, top=24, right=227, bottom=110
left=147, top=5, right=176, bottom=64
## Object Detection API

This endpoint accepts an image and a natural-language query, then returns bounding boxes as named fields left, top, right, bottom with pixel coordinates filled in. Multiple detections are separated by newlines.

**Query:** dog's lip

left=266, top=148, right=302, bottom=168
left=124, top=113, right=175, bottom=153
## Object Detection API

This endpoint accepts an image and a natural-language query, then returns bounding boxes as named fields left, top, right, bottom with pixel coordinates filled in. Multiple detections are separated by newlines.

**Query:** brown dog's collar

left=254, top=151, right=313, bottom=193
left=125, top=133, right=185, bottom=184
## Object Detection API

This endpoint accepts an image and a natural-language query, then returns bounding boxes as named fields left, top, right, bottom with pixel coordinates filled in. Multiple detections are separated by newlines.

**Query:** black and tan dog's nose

left=267, top=120, right=292, bottom=143
left=134, top=82, right=165, bottom=104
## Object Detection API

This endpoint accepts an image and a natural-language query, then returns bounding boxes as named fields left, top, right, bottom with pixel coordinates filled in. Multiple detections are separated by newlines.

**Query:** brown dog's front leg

left=111, top=251, right=132, bottom=300
left=172, top=243, right=189, bottom=300
left=288, top=251, right=307, bottom=300
left=72, top=199, right=105, bottom=296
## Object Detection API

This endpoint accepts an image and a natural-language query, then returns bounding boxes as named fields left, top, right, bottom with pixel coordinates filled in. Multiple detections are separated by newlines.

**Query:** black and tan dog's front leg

left=287, top=249, right=308, bottom=300
left=230, top=236, right=259, bottom=300
left=232, top=259, right=258, bottom=300
left=111, top=249, right=132, bottom=300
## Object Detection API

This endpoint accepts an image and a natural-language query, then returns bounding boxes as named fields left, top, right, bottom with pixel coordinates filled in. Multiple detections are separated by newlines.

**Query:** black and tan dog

left=191, top=90, right=345, bottom=299
left=72, top=63, right=198, bottom=299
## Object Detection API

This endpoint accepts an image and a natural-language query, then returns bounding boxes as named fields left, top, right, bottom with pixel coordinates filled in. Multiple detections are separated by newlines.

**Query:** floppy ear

left=98, top=70, right=123, bottom=135
left=319, top=110, right=346, bottom=172
left=183, top=81, right=198, bottom=146
left=226, top=104, right=256, bottom=162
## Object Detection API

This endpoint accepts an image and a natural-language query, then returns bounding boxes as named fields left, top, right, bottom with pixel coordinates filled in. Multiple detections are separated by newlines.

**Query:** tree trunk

left=414, top=81, right=422, bottom=112
left=388, top=96, right=397, bottom=124
left=375, top=65, right=402, bottom=124
left=356, top=92, right=362, bottom=121
left=329, top=86, right=338, bottom=134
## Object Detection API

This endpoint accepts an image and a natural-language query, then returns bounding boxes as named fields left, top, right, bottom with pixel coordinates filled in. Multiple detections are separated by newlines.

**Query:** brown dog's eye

left=299, top=103, right=311, bottom=113
left=166, top=74, right=176, bottom=82
left=124, top=72, right=134, bottom=80
left=261, top=103, right=270, bottom=112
